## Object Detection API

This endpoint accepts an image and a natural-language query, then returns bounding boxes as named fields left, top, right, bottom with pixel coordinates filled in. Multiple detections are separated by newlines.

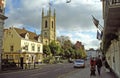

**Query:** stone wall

left=106, top=32, right=120, bottom=78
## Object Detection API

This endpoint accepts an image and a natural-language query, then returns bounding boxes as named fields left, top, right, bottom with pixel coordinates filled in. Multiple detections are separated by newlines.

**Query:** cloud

left=57, top=29, right=100, bottom=49
left=4, top=0, right=102, bottom=49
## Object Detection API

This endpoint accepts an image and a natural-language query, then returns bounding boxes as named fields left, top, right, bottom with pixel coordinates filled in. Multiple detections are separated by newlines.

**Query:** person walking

left=90, top=57, right=96, bottom=76
left=96, top=55, right=102, bottom=76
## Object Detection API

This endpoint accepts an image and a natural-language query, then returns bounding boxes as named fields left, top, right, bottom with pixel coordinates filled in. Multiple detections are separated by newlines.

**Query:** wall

left=3, top=28, right=21, bottom=52
left=106, top=37, right=120, bottom=78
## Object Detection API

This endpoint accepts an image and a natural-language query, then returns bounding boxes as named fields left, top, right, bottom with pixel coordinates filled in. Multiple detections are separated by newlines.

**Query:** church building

left=41, top=7, right=56, bottom=45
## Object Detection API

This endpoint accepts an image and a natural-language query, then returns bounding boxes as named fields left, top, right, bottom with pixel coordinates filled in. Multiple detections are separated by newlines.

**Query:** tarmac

left=0, top=63, right=118, bottom=78
left=59, top=65, right=118, bottom=78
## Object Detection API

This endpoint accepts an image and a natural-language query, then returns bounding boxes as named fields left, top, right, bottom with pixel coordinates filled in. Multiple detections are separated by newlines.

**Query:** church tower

left=41, top=7, right=56, bottom=45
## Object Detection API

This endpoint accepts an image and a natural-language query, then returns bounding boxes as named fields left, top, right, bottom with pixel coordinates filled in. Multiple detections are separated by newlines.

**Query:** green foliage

left=43, top=41, right=65, bottom=64
left=43, top=45, right=51, bottom=55
left=49, top=41, right=61, bottom=56
left=81, top=49, right=87, bottom=58
left=62, top=40, right=75, bottom=58
left=43, top=39, right=87, bottom=63
left=74, top=49, right=81, bottom=59
left=43, top=54, right=55, bottom=64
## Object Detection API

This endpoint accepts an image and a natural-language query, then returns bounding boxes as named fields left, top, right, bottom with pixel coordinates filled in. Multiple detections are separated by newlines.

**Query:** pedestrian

left=96, top=55, right=102, bottom=76
left=90, top=57, right=96, bottom=76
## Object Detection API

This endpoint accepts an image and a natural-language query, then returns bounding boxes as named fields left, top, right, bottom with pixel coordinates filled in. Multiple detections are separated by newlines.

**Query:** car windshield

left=75, top=60, right=84, bottom=63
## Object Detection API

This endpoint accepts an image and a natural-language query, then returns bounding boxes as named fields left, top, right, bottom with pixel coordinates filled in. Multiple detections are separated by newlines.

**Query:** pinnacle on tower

left=42, top=8, right=44, bottom=17
left=54, top=8, right=56, bottom=17
left=48, top=6, right=51, bottom=16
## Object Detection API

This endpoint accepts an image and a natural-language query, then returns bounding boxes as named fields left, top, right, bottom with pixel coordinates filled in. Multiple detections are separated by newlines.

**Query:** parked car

left=73, top=59, right=85, bottom=68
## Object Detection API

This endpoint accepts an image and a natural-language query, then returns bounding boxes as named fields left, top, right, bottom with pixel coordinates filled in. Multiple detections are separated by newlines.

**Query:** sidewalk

left=59, top=66, right=118, bottom=78
left=0, top=63, right=46, bottom=74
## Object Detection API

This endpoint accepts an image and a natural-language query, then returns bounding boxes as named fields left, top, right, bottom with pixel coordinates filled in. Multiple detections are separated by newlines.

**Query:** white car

left=73, top=59, right=85, bottom=68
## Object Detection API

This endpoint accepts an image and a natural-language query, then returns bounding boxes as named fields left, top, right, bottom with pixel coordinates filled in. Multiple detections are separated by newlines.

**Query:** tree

left=43, top=45, right=51, bottom=56
left=49, top=41, right=61, bottom=56
left=81, top=48, right=87, bottom=59
left=62, top=40, right=74, bottom=59
left=74, top=49, right=82, bottom=59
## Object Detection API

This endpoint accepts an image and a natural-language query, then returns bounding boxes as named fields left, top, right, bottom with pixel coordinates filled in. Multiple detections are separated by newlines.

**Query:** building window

left=0, top=6, right=3, bottom=13
left=52, top=21, right=54, bottom=28
left=10, top=45, right=14, bottom=52
left=38, top=46, right=40, bottom=52
left=46, top=41, right=47, bottom=45
left=45, top=20, right=47, bottom=28
left=32, top=46, right=35, bottom=51
left=25, top=45, right=28, bottom=51
left=6, top=55, right=8, bottom=59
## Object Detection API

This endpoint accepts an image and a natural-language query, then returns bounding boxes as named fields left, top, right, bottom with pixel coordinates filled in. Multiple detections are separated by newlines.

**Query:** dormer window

left=38, top=36, right=41, bottom=42
left=25, top=33, right=29, bottom=39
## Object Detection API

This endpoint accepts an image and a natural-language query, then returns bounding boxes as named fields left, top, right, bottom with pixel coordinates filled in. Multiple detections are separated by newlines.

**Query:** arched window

left=45, top=20, right=47, bottom=28
left=52, top=21, right=54, bottom=28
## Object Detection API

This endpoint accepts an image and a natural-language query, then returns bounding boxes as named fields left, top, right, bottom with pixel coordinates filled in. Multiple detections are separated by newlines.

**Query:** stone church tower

left=41, top=7, right=56, bottom=45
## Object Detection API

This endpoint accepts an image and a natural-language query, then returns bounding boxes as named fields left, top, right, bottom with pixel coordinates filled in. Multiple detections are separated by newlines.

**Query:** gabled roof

left=14, top=27, right=40, bottom=41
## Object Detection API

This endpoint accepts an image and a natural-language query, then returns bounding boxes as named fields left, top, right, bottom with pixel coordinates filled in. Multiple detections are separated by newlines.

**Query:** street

left=60, top=60, right=117, bottom=78
left=0, top=60, right=117, bottom=78
left=0, top=63, right=77, bottom=78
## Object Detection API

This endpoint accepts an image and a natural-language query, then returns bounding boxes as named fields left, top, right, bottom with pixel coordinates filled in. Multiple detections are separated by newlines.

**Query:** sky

left=4, top=0, right=103, bottom=50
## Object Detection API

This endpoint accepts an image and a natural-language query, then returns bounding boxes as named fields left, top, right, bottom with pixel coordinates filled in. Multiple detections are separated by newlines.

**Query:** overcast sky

left=4, top=0, right=103, bottom=50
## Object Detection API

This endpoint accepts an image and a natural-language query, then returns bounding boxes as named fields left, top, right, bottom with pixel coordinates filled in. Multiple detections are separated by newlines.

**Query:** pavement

left=59, top=65, right=118, bottom=78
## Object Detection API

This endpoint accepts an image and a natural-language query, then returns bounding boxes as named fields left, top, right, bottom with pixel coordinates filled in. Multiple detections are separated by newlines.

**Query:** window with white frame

left=38, top=46, right=40, bottom=52
left=32, top=45, right=35, bottom=51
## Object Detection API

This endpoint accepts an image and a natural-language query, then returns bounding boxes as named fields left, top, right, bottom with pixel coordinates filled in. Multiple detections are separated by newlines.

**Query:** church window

left=52, top=21, right=54, bottom=28
left=45, top=20, right=47, bottom=28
